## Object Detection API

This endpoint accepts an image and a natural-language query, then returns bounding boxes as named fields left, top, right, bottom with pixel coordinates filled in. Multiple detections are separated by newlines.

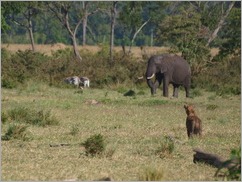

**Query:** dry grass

left=1, top=82, right=240, bottom=181
left=1, top=43, right=169, bottom=59
left=1, top=43, right=219, bottom=58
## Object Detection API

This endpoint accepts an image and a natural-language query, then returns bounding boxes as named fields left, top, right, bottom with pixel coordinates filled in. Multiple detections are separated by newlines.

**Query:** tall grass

left=1, top=123, right=31, bottom=141
left=7, top=106, right=59, bottom=126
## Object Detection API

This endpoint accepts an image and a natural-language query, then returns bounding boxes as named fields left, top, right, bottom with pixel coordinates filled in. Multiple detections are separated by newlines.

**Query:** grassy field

left=1, top=81, right=240, bottom=181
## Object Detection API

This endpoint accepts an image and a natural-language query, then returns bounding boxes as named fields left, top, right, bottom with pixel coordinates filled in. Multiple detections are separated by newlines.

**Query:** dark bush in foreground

left=215, top=147, right=241, bottom=181
left=82, top=134, right=106, bottom=157
left=155, top=136, right=175, bottom=158
left=1, top=124, right=31, bottom=141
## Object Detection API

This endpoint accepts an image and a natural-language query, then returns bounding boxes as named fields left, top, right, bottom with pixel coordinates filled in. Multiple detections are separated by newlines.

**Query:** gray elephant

left=146, top=54, right=191, bottom=98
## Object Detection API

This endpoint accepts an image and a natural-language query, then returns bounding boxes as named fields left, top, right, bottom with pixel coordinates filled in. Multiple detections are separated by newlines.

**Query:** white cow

left=64, top=76, right=81, bottom=88
left=80, top=77, right=90, bottom=88
left=64, top=76, right=90, bottom=88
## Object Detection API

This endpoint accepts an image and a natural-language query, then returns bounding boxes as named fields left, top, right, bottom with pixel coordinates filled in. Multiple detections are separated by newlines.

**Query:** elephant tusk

left=147, top=73, right=155, bottom=79
left=137, top=76, right=144, bottom=80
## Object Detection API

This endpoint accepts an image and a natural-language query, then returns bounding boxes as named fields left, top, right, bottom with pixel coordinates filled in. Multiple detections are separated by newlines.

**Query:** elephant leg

left=184, top=76, right=191, bottom=98
left=163, top=77, right=169, bottom=97
left=173, top=84, right=179, bottom=98
left=147, top=79, right=156, bottom=95
left=185, top=86, right=190, bottom=98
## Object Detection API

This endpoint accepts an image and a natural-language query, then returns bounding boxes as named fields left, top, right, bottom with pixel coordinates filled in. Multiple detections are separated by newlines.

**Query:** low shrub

left=123, top=90, right=136, bottom=97
left=139, top=99, right=168, bottom=106
left=215, top=147, right=241, bottom=181
left=81, top=134, right=106, bottom=157
left=1, top=112, right=8, bottom=124
left=192, top=54, right=241, bottom=96
left=206, top=104, right=218, bottom=110
left=190, top=88, right=203, bottom=97
left=69, top=124, right=80, bottom=136
left=155, top=136, right=175, bottom=158
left=7, top=106, right=59, bottom=126
left=1, top=123, right=31, bottom=141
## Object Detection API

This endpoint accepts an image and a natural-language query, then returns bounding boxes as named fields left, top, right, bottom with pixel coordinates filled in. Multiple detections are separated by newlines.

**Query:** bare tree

left=206, top=1, right=235, bottom=47
left=81, top=2, right=100, bottom=46
left=128, top=18, right=150, bottom=54
left=109, top=1, right=118, bottom=63
left=10, top=2, right=42, bottom=52
left=47, top=2, right=82, bottom=62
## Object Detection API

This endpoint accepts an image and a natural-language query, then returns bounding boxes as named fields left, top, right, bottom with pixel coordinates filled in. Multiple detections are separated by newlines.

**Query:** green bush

left=123, top=90, right=136, bottom=97
left=193, top=55, right=241, bottom=96
left=7, top=106, right=59, bottom=126
left=1, top=123, right=31, bottom=141
left=206, top=104, right=218, bottom=110
left=1, top=112, right=8, bottom=124
left=140, top=99, right=168, bottom=106
left=1, top=50, right=49, bottom=87
left=1, top=79, right=17, bottom=89
left=155, top=136, right=175, bottom=158
left=69, top=124, right=80, bottom=136
left=215, top=147, right=241, bottom=181
left=81, top=134, right=106, bottom=157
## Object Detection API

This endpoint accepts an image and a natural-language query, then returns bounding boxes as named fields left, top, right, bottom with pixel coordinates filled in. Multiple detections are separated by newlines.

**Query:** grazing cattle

left=64, top=76, right=81, bottom=88
left=80, top=77, right=90, bottom=88
left=184, top=105, right=202, bottom=138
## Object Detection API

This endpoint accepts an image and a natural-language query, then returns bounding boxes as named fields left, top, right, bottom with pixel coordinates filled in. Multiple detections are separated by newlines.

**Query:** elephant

left=145, top=54, right=191, bottom=98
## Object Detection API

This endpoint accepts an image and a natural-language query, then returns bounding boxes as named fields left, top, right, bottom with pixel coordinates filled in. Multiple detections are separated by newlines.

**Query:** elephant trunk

left=146, top=76, right=156, bottom=95
left=146, top=62, right=156, bottom=95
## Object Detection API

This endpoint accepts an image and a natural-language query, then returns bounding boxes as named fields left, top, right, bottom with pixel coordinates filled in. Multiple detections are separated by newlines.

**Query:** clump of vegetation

left=123, top=89, right=136, bottom=96
left=215, top=147, right=241, bottom=181
left=1, top=112, right=8, bottom=124
left=1, top=124, right=31, bottom=141
left=7, top=106, right=59, bottom=126
left=140, top=99, right=168, bottom=106
left=69, top=124, right=80, bottom=136
left=191, top=88, right=203, bottom=97
left=81, top=134, right=106, bottom=157
left=139, top=167, right=165, bottom=181
left=155, top=136, right=175, bottom=158
left=206, top=104, right=218, bottom=110
left=193, top=55, right=241, bottom=96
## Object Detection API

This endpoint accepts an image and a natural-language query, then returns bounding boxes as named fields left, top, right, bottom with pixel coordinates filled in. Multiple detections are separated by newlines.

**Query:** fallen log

left=193, top=148, right=238, bottom=170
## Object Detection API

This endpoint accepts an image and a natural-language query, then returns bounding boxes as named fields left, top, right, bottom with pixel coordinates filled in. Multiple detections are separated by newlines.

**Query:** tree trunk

left=71, top=35, right=82, bottom=62
left=128, top=18, right=150, bottom=54
left=206, top=1, right=235, bottom=47
left=28, top=24, right=35, bottom=52
left=64, top=12, right=82, bottom=62
left=82, top=2, right=88, bottom=46
left=109, top=1, right=118, bottom=63
left=27, top=10, right=35, bottom=52
left=82, top=15, right=87, bottom=46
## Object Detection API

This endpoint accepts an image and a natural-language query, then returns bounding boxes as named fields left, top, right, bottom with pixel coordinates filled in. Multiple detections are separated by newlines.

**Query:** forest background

left=1, top=1, right=241, bottom=95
